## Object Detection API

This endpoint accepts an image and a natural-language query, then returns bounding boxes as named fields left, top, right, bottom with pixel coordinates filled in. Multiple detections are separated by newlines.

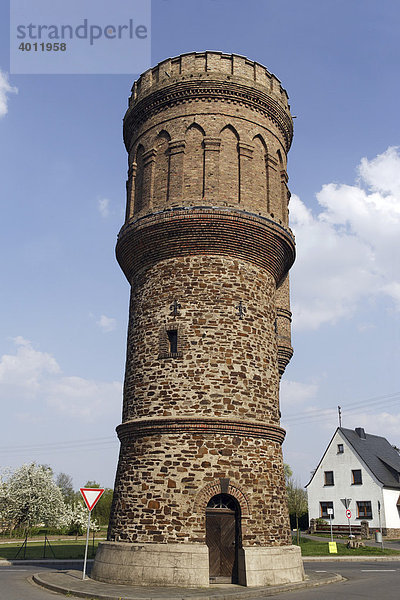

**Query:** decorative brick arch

left=194, top=479, right=251, bottom=518
left=153, top=130, right=171, bottom=207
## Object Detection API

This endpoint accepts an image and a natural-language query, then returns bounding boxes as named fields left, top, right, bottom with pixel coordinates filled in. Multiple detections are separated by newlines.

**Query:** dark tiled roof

left=340, top=427, right=400, bottom=489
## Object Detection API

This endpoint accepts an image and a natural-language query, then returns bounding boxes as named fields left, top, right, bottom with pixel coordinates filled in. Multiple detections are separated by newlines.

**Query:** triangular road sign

left=80, top=487, right=105, bottom=511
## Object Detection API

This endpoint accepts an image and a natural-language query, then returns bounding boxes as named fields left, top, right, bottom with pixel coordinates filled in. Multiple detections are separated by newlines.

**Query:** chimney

left=355, top=427, right=366, bottom=439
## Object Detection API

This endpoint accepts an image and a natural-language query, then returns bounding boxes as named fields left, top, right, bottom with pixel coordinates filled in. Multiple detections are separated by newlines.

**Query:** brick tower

left=93, top=52, right=303, bottom=587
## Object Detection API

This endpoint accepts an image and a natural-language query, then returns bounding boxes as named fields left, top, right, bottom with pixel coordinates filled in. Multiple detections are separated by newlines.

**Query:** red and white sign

left=346, top=509, right=352, bottom=519
left=80, top=487, right=105, bottom=511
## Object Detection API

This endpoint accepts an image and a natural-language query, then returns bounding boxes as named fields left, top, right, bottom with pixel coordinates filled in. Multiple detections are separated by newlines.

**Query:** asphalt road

left=0, top=563, right=90, bottom=600
left=277, top=560, right=400, bottom=600
left=0, top=565, right=59, bottom=600
left=1, top=561, right=400, bottom=599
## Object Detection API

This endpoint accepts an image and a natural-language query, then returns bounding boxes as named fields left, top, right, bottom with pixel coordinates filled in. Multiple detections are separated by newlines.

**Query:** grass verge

left=295, top=536, right=400, bottom=556
left=2, top=536, right=399, bottom=560
left=0, top=540, right=99, bottom=560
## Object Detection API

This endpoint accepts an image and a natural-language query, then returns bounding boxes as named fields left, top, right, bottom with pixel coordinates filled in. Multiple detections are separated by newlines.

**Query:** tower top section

left=129, top=52, right=290, bottom=106
left=124, top=51, right=293, bottom=151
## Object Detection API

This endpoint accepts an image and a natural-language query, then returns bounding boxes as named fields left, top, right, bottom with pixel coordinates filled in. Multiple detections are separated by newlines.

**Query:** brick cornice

left=277, top=342, right=294, bottom=376
left=277, top=307, right=292, bottom=320
left=123, top=79, right=293, bottom=152
left=116, top=207, right=295, bottom=287
left=117, top=416, right=286, bottom=444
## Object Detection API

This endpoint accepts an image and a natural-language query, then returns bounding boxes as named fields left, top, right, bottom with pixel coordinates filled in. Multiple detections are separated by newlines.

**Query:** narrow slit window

left=167, top=330, right=178, bottom=354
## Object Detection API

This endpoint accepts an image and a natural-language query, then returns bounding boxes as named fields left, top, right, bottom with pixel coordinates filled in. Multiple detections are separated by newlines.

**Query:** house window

left=357, top=501, right=372, bottom=519
left=352, top=469, right=362, bottom=485
left=320, top=501, right=334, bottom=518
left=167, top=329, right=178, bottom=354
left=337, top=444, right=344, bottom=454
left=324, top=471, right=334, bottom=486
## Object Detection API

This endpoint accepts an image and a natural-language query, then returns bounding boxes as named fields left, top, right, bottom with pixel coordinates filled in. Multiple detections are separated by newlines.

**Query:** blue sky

left=0, top=0, right=399, bottom=489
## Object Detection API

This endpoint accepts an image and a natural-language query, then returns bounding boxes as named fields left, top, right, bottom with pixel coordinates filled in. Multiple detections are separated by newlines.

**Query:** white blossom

left=0, top=463, right=99, bottom=534
left=60, top=501, right=99, bottom=533
left=1, top=463, right=66, bottom=530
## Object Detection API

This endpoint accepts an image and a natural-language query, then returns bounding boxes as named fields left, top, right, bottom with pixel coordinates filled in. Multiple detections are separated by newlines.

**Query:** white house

left=306, top=427, right=400, bottom=537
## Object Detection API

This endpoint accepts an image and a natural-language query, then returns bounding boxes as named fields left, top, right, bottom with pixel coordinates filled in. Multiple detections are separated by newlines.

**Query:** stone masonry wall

left=108, top=432, right=291, bottom=547
left=121, top=255, right=280, bottom=424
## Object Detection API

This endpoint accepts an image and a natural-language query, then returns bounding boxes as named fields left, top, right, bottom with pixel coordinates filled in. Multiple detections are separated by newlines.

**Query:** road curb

left=303, top=555, right=400, bottom=561
left=2, top=555, right=398, bottom=566
left=32, top=570, right=345, bottom=600
left=0, top=559, right=93, bottom=566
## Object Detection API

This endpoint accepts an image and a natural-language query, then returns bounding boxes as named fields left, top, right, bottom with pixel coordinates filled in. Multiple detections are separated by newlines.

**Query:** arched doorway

left=206, top=493, right=241, bottom=583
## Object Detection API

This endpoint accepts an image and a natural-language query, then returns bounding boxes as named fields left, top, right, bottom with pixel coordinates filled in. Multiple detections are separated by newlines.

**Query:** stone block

left=92, top=542, right=209, bottom=587
left=238, top=545, right=304, bottom=587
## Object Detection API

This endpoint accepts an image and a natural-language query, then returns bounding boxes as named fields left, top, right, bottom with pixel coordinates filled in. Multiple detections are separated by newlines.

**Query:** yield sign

left=80, top=487, right=105, bottom=511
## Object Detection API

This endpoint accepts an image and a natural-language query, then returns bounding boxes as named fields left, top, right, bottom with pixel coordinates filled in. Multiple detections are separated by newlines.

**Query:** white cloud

left=290, top=147, right=400, bottom=330
left=98, top=198, right=110, bottom=218
left=357, top=322, right=376, bottom=333
left=0, top=337, right=60, bottom=397
left=0, top=337, right=122, bottom=419
left=0, top=70, right=18, bottom=117
left=280, top=379, right=318, bottom=407
left=344, top=411, right=400, bottom=441
left=97, top=315, right=116, bottom=332
left=358, top=146, right=400, bottom=196
left=46, top=376, right=121, bottom=418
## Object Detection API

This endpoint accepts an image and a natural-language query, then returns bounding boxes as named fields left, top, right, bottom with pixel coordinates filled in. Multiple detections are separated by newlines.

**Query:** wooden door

left=206, top=508, right=237, bottom=583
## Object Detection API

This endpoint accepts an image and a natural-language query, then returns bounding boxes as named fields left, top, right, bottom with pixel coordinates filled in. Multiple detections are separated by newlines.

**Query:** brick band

left=116, top=206, right=295, bottom=286
left=116, top=417, right=286, bottom=444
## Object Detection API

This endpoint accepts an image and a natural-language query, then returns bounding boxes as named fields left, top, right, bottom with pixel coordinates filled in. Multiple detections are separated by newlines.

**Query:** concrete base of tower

left=92, top=542, right=209, bottom=587
left=92, top=542, right=304, bottom=588
left=238, top=545, right=305, bottom=586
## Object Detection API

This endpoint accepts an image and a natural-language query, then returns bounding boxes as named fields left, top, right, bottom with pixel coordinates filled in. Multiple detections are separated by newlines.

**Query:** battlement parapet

left=129, top=52, right=290, bottom=110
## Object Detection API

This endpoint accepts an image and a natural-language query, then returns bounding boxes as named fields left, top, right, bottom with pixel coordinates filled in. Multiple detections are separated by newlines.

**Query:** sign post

left=341, top=498, right=352, bottom=538
left=80, top=487, right=105, bottom=580
left=377, top=500, right=384, bottom=550
left=327, top=507, right=334, bottom=542
left=327, top=507, right=337, bottom=553
left=346, top=508, right=352, bottom=537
